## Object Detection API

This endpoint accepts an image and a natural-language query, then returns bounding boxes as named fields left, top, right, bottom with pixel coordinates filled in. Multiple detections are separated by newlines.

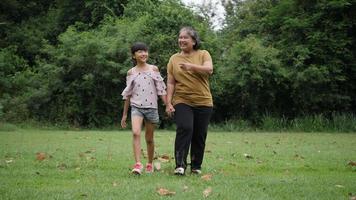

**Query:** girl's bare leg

left=132, top=116, right=144, bottom=163
left=145, top=122, right=155, bottom=164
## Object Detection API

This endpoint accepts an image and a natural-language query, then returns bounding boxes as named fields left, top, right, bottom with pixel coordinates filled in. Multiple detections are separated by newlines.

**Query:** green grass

left=0, top=129, right=355, bottom=200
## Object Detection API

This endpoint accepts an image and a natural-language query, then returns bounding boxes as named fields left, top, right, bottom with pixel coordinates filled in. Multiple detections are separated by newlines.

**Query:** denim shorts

left=131, top=106, right=159, bottom=124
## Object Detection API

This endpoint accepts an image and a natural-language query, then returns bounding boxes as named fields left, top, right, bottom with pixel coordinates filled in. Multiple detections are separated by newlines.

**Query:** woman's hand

left=179, top=62, right=193, bottom=71
left=165, top=103, right=175, bottom=117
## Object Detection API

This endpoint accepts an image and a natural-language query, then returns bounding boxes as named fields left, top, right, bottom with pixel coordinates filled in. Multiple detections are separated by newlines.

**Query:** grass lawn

left=0, top=129, right=355, bottom=200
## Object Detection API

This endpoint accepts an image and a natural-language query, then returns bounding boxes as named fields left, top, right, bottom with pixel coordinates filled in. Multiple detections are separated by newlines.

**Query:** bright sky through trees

left=181, top=0, right=225, bottom=29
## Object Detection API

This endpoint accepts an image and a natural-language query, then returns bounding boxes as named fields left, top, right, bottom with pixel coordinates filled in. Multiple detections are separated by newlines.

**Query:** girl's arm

left=165, top=74, right=176, bottom=117
left=151, top=65, right=167, bottom=106
left=121, top=98, right=130, bottom=128
left=160, top=95, right=167, bottom=106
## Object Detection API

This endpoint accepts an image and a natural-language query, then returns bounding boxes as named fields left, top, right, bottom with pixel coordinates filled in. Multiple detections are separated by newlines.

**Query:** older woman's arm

left=178, top=60, right=213, bottom=74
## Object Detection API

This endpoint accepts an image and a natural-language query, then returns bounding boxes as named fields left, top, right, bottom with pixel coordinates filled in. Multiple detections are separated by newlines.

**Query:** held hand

left=165, top=104, right=175, bottom=118
left=179, top=63, right=193, bottom=71
left=121, top=115, right=127, bottom=128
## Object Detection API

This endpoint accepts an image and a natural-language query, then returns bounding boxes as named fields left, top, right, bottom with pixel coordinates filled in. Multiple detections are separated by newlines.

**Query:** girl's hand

left=121, top=115, right=127, bottom=128
left=179, top=63, right=193, bottom=71
left=165, top=103, right=175, bottom=118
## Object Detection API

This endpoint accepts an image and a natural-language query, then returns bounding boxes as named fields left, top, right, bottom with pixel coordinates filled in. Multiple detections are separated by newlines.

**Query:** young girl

left=121, top=42, right=167, bottom=175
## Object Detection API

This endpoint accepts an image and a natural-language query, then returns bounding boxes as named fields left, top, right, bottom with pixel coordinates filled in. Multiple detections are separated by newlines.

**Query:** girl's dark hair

left=131, top=42, right=148, bottom=55
left=179, top=26, right=201, bottom=50
left=131, top=42, right=148, bottom=66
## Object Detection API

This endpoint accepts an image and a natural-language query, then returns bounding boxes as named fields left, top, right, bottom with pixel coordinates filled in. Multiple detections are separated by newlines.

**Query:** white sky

left=181, top=0, right=225, bottom=29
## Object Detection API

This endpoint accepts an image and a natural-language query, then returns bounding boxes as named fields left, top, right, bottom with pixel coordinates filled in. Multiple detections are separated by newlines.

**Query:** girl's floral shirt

left=121, top=67, right=166, bottom=109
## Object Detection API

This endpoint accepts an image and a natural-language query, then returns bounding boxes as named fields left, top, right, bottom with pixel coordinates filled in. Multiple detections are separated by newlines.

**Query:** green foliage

left=263, top=0, right=355, bottom=114
left=217, top=36, right=287, bottom=124
left=0, top=47, right=33, bottom=122
left=218, top=0, right=356, bottom=124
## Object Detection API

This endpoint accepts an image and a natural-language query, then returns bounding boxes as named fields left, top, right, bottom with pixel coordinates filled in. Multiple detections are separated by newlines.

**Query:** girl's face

left=133, top=50, right=148, bottom=64
left=178, top=30, right=195, bottom=52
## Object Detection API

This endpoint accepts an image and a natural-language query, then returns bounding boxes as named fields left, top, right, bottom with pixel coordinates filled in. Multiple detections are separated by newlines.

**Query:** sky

left=180, top=0, right=226, bottom=29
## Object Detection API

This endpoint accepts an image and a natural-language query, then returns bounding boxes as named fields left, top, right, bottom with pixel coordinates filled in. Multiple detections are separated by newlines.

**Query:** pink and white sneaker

left=132, top=163, right=143, bottom=175
left=145, top=163, right=154, bottom=173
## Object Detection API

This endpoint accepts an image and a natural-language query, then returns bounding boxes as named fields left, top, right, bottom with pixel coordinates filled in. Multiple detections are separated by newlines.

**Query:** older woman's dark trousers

left=174, top=103, right=213, bottom=170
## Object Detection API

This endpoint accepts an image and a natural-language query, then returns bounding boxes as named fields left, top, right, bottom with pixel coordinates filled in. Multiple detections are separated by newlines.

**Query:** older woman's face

left=178, top=30, right=195, bottom=52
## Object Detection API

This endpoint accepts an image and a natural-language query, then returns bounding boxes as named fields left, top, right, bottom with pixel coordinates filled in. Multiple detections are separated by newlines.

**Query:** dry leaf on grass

left=57, top=163, right=67, bottom=170
left=335, top=185, right=344, bottom=188
left=347, top=161, right=356, bottom=166
left=36, top=152, right=47, bottom=161
left=256, top=160, right=263, bottom=164
left=203, top=187, right=212, bottom=198
left=112, top=182, right=118, bottom=187
left=350, top=196, right=356, bottom=200
left=157, top=154, right=170, bottom=162
left=157, top=188, right=176, bottom=196
left=243, top=153, right=253, bottom=159
left=183, top=185, right=189, bottom=192
left=201, top=174, right=213, bottom=181
left=294, top=154, right=305, bottom=159
left=5, top=159, right=13, bottom=164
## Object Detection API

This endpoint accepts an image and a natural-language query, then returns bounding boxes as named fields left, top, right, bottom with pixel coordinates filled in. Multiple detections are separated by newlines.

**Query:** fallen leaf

left=154, top=162, right=161, bottom=171
left=294, top=154, right=305, bottom=159
left=347, top=161, right=356, bottom=166
left=5, top=159, right=13, bottom=164
left=36, top=152, right=46, bottom=161
left=157, top=188, right=175, bottom=196
left=201, top=174, right=212, bottom=181
left=335, top=185, right=344, bottom=188
left=112, top=181, right=118, bottom=187
left=57, top=163, right=67, bottom=170
left=158, top=154, right=170, bottom=162
left=244, top=153, right=253, bottom=159
left=183, top=185, right=189, bottom=192
left=350, top=196, right=356, bottom=200
left=203, top=187, right=212, bottom=198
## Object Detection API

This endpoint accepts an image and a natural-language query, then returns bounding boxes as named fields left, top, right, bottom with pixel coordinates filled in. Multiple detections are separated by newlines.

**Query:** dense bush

left=1, top=0, right=355, bottom=130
